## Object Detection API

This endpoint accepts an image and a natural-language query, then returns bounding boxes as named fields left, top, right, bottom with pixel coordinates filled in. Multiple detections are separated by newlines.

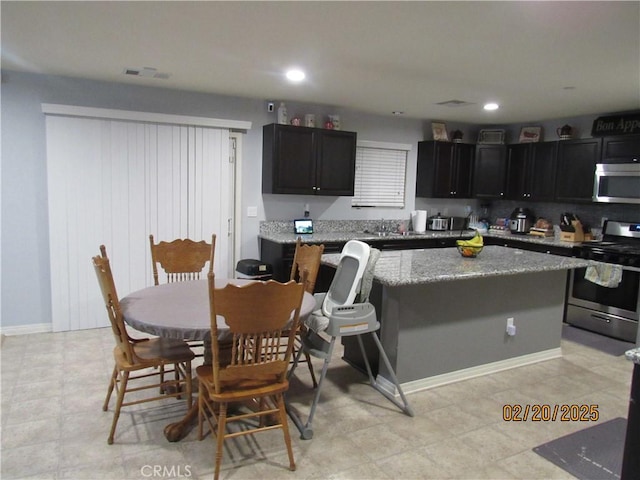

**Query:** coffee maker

left=509, top=208, right=534, bottom=234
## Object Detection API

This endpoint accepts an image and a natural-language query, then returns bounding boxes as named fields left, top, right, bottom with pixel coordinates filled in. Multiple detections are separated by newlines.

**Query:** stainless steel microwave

left=593, top=163, right=640, bottom=204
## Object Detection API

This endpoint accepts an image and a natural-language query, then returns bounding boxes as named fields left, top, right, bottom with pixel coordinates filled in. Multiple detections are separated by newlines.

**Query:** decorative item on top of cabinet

left=473, top=144, right=507, bottom=199
left=277, top=102, right=288, bottom=125
left=506, top=142, right=557, bottom=201
left=262, top=123, right=357, bottom=196
left=432, top=122, right=449, bottom=141
left=451, top=130, right=464, bottom=143
left=554, top=137, right=602, bottom=203
left=591, top=112, right=640, bottom=137
left=477, top=129, right=505, bottom=144
left=416, top=141, right=474, bottom=198
left=518, top=126, right=542, bottom=143
left=556, top=124, right=573, bottom=140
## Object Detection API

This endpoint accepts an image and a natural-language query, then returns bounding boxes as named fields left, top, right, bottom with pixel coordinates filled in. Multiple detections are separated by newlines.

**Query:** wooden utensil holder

left=560, top=220, right=585, bottom=242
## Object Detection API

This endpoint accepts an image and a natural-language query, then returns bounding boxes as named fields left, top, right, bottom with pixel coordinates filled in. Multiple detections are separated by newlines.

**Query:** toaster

left=448, top=217, right=469, bottom=231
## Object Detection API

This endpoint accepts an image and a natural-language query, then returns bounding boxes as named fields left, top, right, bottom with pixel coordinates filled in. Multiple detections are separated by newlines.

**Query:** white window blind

left=352, top=141, right=410, bottom=207
left=45, top=113, right=233, bottom=332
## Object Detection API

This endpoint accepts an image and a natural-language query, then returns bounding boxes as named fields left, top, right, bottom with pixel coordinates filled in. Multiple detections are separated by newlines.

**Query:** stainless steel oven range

left=567, top=220, right=640, bottom=343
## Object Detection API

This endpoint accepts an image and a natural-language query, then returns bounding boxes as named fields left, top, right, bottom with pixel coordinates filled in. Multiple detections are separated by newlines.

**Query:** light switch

left=247, top=206, right=257, bottom=217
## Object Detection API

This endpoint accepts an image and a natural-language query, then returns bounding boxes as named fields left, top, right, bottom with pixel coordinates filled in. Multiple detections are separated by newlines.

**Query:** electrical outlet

left=267, top=102, right=275, bottom=113
left=506, top=317, right=516, bottom=336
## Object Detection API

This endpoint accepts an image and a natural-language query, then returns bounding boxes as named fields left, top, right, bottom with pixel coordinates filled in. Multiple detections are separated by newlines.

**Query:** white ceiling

left=2, top=1, right=639, bottom=124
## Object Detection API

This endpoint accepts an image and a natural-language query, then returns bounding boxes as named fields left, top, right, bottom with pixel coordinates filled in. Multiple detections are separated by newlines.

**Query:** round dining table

left=119, top=278, right=317, bottom=441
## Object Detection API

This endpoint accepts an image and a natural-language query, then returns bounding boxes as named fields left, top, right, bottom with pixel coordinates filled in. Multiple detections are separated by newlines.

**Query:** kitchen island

left=259, top=223, right=580, bottom=286
left=321, top=246, right=591, bottom=394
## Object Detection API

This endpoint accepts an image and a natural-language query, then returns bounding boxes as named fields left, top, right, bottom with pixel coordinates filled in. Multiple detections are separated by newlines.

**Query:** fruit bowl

left=457, top=245, right=483, bottom=258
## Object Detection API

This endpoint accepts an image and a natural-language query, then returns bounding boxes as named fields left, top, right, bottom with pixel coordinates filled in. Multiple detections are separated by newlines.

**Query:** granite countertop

left=260, top=229, right=580, bottom=250
left=321, top=246, right=591, bottom=287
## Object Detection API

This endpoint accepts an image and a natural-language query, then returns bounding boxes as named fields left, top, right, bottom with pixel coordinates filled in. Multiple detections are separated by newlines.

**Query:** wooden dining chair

left=149, top=234, right=216, bottom=354
left=196, top=273, right=305, bottom=480
left=94, top=245, right=194, bottom=445
left=149, top=234, right=216, bottom=285
left=289, top=238, right=325, bottom=387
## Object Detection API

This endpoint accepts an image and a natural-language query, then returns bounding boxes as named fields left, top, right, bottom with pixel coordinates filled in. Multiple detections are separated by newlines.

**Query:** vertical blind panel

left=46, top=115, right=230, bottom=332
left=352, top=147, right=407, bottom=207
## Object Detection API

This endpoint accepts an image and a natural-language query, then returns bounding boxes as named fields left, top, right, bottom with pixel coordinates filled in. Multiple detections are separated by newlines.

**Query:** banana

left=456, top=232, right=483, bottom=248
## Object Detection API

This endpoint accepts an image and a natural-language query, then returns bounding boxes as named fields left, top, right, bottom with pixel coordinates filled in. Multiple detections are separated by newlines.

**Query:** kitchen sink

left=362, top=230, right=403, bottom=237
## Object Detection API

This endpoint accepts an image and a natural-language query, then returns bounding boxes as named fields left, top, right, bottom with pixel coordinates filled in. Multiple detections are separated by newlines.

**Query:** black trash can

left=235, top=259, right=273, bottom=280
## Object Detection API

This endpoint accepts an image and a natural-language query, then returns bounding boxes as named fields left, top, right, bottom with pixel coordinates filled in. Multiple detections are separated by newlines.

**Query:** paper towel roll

left=413, top=210, right=427, bottom=233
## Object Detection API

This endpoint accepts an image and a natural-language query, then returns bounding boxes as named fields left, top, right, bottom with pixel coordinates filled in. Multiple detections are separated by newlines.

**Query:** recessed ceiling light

left=392, top=111, right=405, bottom=116
left=483, top=103, right=499, bottom=111
left=285, top=69, right=306, bottom=82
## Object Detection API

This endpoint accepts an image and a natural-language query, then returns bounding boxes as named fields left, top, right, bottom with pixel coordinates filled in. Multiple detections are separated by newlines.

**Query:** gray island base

left=321, top=246, right=591, bottom=395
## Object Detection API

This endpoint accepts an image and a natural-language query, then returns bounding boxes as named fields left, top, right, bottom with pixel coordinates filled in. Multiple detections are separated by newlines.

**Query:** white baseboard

left=377, top=348, right=563, bottom=397
left=0, top=323, right=53, bottom=336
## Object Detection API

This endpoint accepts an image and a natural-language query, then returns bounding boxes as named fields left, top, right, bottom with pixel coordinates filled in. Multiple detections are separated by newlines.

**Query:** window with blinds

left=352, top=141, right=410, bottom=208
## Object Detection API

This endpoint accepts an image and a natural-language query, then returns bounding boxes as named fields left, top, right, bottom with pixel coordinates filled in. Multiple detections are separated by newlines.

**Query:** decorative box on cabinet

left=473, top=144, right=507, bottom=199
left=506, top=142, right=557, bottom=201
left=416, top=141, right=474, bottom=198
left=262, top=123, right=357, bottom=196
left=554, top=138, right=602, bottom=203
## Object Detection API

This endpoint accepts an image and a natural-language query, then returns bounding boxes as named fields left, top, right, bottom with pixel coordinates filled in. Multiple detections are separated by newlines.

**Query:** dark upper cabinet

left=601, top=135, right=640, bottom=163
left=506, top=142, right=557, bottom=201
left=416, top=141, right=474, bottom=198
left=473, top=144, right=507, bottom=199
left=554, top=138, right=602, bottom=203
left=262, top=123, right=357, bottom=195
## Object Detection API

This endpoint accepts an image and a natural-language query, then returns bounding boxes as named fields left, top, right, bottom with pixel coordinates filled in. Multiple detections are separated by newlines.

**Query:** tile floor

left=0, top=327, right=634, bottom=480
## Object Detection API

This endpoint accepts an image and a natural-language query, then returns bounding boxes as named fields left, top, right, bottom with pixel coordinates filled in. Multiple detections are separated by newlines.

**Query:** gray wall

left=0, top=71, right=446, bottom=330
left=1, top=70, right=636, bottom=331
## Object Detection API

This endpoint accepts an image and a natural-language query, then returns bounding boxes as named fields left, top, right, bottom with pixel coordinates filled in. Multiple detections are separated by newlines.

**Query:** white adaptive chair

left=287, top=240, right=413, bottom=440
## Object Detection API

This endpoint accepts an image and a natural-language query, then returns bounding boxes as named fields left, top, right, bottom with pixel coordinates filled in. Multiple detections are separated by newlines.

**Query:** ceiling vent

left=123, top=67, right=171, bottom=80
left=436, top=100, right=475, bottom=107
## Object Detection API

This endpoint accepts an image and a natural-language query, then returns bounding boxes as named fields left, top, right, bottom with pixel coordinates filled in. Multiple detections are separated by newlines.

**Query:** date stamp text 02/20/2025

left=502, top=404, right=600, bottom=422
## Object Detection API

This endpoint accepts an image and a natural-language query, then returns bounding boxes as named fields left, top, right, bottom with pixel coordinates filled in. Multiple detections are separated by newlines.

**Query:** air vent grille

left=436, top=100, right=475, bottom=107
left=123, top=67, right=171, bottom=80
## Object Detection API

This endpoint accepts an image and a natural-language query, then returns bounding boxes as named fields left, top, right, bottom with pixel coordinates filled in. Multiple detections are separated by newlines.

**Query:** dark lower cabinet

left=259, top=236, right=464, bottom=291
left=260, top=238, right=345, bottom=292
left=555, top=138, right=602, bottom=203
left=484, top=236, right=574, bottom=257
